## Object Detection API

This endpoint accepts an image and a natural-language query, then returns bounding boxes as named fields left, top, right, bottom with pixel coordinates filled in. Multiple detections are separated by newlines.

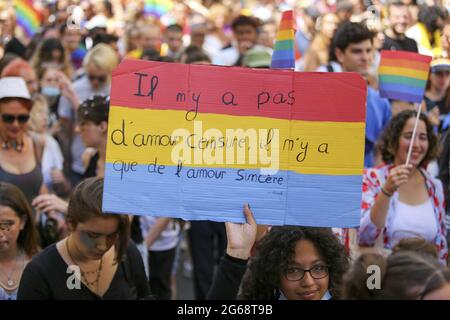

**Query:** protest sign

left=103, top=59, right=367, bottom=227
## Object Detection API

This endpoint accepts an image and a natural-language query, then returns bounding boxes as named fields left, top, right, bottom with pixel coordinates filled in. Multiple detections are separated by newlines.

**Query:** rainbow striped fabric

left=378, top=50, right=432, bottom=103
left=103, top=59, right=367, bottom=227
left=13, top=0, right=42, bottom=38
left=144, top=0, right=173, bottom=18
left=271, top=10, right=295, bottom=69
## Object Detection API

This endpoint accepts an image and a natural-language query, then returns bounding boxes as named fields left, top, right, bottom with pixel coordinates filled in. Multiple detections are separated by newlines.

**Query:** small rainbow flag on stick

left=13, top=0, right=42, bottom=38
left=144, top=0, right=174, bottom=18
left=378, top=50, right=432, bottom=103
left=271, top=10, right=295, bottom=69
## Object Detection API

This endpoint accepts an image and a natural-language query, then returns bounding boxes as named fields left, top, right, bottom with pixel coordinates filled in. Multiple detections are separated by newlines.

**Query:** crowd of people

left=1, top=0, right=450, bottom=300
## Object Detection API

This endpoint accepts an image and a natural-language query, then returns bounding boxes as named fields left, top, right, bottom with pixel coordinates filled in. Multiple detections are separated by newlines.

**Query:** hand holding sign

left=225, top=204, right=258, bottom=260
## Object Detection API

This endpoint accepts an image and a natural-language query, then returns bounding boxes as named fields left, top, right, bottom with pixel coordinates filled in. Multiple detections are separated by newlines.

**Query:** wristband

left=380, top=187, right=393, bottom=197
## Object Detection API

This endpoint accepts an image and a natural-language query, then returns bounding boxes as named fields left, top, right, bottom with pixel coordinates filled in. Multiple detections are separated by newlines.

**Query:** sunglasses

left=88, top=74, right=107, bottom=83
left=433, top=71, right=450, bottom=77
left=1, top=113, right=30, bottom=124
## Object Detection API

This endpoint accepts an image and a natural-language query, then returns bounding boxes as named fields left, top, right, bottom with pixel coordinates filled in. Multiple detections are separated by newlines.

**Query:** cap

left=430, top=58, right=450, bottom=73
left=0, top=77, right=31, bottom=101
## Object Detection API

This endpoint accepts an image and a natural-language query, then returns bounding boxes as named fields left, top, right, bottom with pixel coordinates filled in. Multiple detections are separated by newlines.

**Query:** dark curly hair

left=377, top=109, right=439, bottom=167
left=77, top=95, right=110, bottom=125
left=333, top=22, right=376, bottom=53
left=238, top=226, right=349, bottom=300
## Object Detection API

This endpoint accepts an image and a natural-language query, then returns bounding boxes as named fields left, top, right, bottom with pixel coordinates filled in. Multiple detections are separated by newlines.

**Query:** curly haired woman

left=207, top=205, right=349, bottom=300
left=358, top=110, right=447, bottom=262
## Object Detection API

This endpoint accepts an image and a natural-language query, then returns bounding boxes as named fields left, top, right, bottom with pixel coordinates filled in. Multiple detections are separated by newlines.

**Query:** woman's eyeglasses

left=1, top=114, right=30, bottom=124
left=283, top=264, right=329, bottom=281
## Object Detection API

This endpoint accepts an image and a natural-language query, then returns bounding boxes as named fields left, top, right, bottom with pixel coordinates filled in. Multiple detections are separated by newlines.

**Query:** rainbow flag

left=378, top=50, right=432, bottom=103
left=144, top=0, right=173, bottom=18
left=13, top=0, right=42, bottom=38
left=271, top=10, right=295, bottom=69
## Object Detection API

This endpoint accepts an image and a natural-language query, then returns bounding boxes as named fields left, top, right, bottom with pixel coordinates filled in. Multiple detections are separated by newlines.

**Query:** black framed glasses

left=88, top=74, right=107, bottom=83
left=283, top=265, right=329, bottom=281
left=1, top=113, right=30, bottom=124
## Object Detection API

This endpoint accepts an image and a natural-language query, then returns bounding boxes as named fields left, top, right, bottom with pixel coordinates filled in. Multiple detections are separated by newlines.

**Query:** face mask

left=41, top=86, right=60, bottom=97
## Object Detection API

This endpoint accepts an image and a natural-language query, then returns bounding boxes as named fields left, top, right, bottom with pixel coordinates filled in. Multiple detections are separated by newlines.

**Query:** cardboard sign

left=103, top=59, right=367, bottom=227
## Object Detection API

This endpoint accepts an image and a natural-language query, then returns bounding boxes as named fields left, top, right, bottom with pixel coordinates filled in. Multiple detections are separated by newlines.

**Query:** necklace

left=0, top=138, right=24, bottom=152
left=65, top=238, right=103, bottom=289
left=0, top=251, right=25, bottom=290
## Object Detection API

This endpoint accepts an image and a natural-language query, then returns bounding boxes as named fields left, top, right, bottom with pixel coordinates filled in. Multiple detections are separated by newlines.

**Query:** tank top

left=83, top=152, right=99, bottom=179
left=0, top=135, right=43, bottom=205
left=391, top=199, right=438, bottom=245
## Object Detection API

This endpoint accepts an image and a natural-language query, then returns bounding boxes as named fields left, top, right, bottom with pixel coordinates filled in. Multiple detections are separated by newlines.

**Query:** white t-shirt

left=41, top=134, right=64, bottom=187
left=390, top=199, right=438, bottom=245
left=140, top=216, right=180, bottom=251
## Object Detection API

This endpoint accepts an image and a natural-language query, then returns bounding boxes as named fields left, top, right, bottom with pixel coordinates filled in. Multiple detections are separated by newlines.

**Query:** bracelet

left=380, top=187, right=393, bottom=197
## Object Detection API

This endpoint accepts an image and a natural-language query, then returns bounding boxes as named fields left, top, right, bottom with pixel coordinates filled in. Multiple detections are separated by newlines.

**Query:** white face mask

left=41, top=86, right=60, bottom=97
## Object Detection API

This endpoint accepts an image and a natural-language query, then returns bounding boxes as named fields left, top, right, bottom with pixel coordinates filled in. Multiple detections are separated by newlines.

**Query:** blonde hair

left=29, top=94, right=49, bottom=133
left=29, top=39, right=73, bottom=80
left=83, top=43, right=119, bottom=74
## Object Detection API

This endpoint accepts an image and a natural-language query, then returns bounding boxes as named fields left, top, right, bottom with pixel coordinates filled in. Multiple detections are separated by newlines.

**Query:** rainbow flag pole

left=270, top=10, right=296, bottom=70
left=406, top=102, right=423, bottom=165
left=378, top=50, right=432, bottom=165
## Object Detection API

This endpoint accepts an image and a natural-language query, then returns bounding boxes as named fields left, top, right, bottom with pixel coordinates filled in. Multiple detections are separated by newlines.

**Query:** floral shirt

left=358, top=164, right=448, bottom=263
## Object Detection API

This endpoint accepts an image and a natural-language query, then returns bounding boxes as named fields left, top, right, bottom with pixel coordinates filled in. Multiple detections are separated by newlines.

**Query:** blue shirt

left=365, top=87, right=391, bottom=168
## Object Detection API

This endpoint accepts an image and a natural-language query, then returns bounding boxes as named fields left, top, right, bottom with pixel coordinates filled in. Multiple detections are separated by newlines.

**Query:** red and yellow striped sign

left=103, top=59, right=367, bottom=227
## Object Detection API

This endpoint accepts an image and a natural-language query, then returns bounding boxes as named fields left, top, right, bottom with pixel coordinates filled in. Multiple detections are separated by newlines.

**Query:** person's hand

left=59, top=77, right=75, bottom=99
left=225, top=204, right=257, bottom=260
left=58, top=71, right=80, bottom=108
left=428, top=106, right=440, bottom=127
left=32, top=194, right=69, bottom=214
left=47, top=210, right=68, bottom=237
left=255, top=224, right=270, bottom=243
left=383, top=164, right=413, bottom=195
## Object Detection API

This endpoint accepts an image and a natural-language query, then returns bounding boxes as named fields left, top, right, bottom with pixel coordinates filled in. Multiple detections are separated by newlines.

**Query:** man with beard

left=383, top=1, right=418, bottom=52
